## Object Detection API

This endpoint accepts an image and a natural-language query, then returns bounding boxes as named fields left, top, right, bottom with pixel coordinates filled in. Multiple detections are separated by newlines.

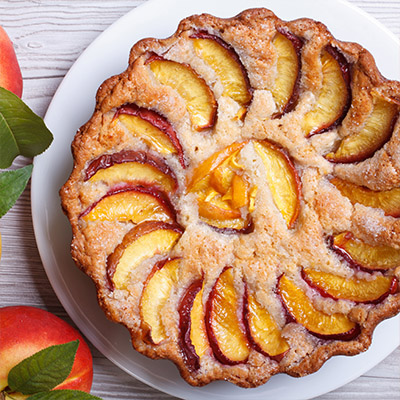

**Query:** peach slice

left=330, top=177, right=400, bottom=217
left=191, top=31, right=252, bottom=110
left=302, top=46, right=351, bottom=137
left=198, top=197, right=242, bottom=221
left=140, top=258, right=180, bottom=344
left=209, top=160, right=236, bottom=194
left=243, top=288, right=289, bottom=360
left=80, top=185, right=175, bottom=224
left=198, top=197, right=253, bottom=234
left=326, top=96, right=399, bottom=163
left=107, top=221, right=183, bottom=290
left=200, top=216, right=254, bottom=234
left=271, top=28, right=303, bottom=118
left=205, top=267, right=250, bottom=364
left=84, top=150, right=177, bottom=192
left=188, top=141, right=254, bottom=233
left=331, top=232, right=400, bottom=271
left=254, top=140, right=301, bottom=228
left=302, top=268, right=398, bottom=304
left=147, top=54, right=217, bottom=131
left=116, top=104, right=186, bottom=167
left=187, top=141, right=247, bottom=192
left=178, top=279, right=209, bottom=371
left=197, top=189, right=254, bottom=234
left=278, top=275, right=360, bottom=340
left=231, top=174, right=249, bottom=209
left=190, top=283, right=209, bottom=358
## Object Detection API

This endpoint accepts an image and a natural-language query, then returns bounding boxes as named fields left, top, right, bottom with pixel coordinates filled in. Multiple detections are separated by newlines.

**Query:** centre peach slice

left=331, top=232, right=400, bottom=270
left=209, top=150, right=246, bottom=196
left=271, top=28, right=303, bottom=118
left=187, top=141, right=248, bottom=191
left=302, top=46, right=351, bottom=137
left=140, top=258, right=180, bottom=344
left=148, top=54, right=217, bottom=131
left=84, top=150, right=177, bottom=193
left=80, top=186, right=175, bottom=224
left=116, top=104, right=186, bottom=168
left=231, top=174, right=249, bottom=209
left=330, top=177, right=400, bottom=217
left=254, top=140, right=301, bottom=228
left=209, top=161, right=236, bottom=195
left=197, top=196, right=242, bottom=221
left=278, top=274, right=359, bottom=340
left=243, top=288, right=289, bottom=360
left=188, top=141, right=254, bottom=233
left=205, top=267, right=250, bottom=365
left=200, top=216, right=254, bottom=234
left=302, top=268, right=398, bottom=304
left=197, top=192, right=253, bottom=233
left=191, top=32, right=252, bottom=111
left=326, top=95, right=399, bottom=163
left=107, top=221, right=183, bottom=290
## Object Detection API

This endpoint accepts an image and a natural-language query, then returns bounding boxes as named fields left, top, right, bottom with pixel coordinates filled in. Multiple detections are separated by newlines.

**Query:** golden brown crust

left=60, top=8, right=400, bottom=388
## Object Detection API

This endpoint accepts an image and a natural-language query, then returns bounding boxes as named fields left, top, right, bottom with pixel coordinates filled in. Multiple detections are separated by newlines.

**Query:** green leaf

left=27, top=390, right=103, bottom=400
left=0, top=87, right=53, bottom=169
left=0, top=165, right=33, bottom=217
left=8, top=340, right=79, bottom=395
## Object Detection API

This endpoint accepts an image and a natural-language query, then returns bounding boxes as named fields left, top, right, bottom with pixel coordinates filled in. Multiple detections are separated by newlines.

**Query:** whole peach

left=0, top=26, right=23, bottom=97
left=0, top=306, right=93, bottom=395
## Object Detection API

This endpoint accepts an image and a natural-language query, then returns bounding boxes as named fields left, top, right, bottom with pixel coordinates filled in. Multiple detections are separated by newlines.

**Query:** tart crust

left=61, top=8, right=400, bottom=387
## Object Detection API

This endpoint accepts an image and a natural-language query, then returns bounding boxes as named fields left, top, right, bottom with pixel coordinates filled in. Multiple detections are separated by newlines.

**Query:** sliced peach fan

left=188, top=141, right=256, bottom=233
left=189, top=139, right=301, bottom=232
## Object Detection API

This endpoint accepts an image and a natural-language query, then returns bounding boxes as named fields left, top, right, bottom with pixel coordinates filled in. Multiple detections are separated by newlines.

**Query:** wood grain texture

left=0, top=1, right=399, bottom=399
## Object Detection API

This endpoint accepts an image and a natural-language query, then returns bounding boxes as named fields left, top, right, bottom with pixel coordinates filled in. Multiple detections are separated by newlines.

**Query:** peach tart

left=61, top=8, right=400, bottom=387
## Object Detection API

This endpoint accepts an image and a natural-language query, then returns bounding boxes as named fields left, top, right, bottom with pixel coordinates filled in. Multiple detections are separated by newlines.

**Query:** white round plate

left=31, top=0, right=400, bottom=399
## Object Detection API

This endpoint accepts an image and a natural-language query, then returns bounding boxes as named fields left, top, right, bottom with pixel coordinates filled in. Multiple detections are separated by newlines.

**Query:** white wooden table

left=1, top=1, right=399, bottom=399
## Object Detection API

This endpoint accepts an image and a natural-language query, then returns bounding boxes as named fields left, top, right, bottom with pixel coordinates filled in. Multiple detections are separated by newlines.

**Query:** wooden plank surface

left=0, top=1, right=399, bottom=399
